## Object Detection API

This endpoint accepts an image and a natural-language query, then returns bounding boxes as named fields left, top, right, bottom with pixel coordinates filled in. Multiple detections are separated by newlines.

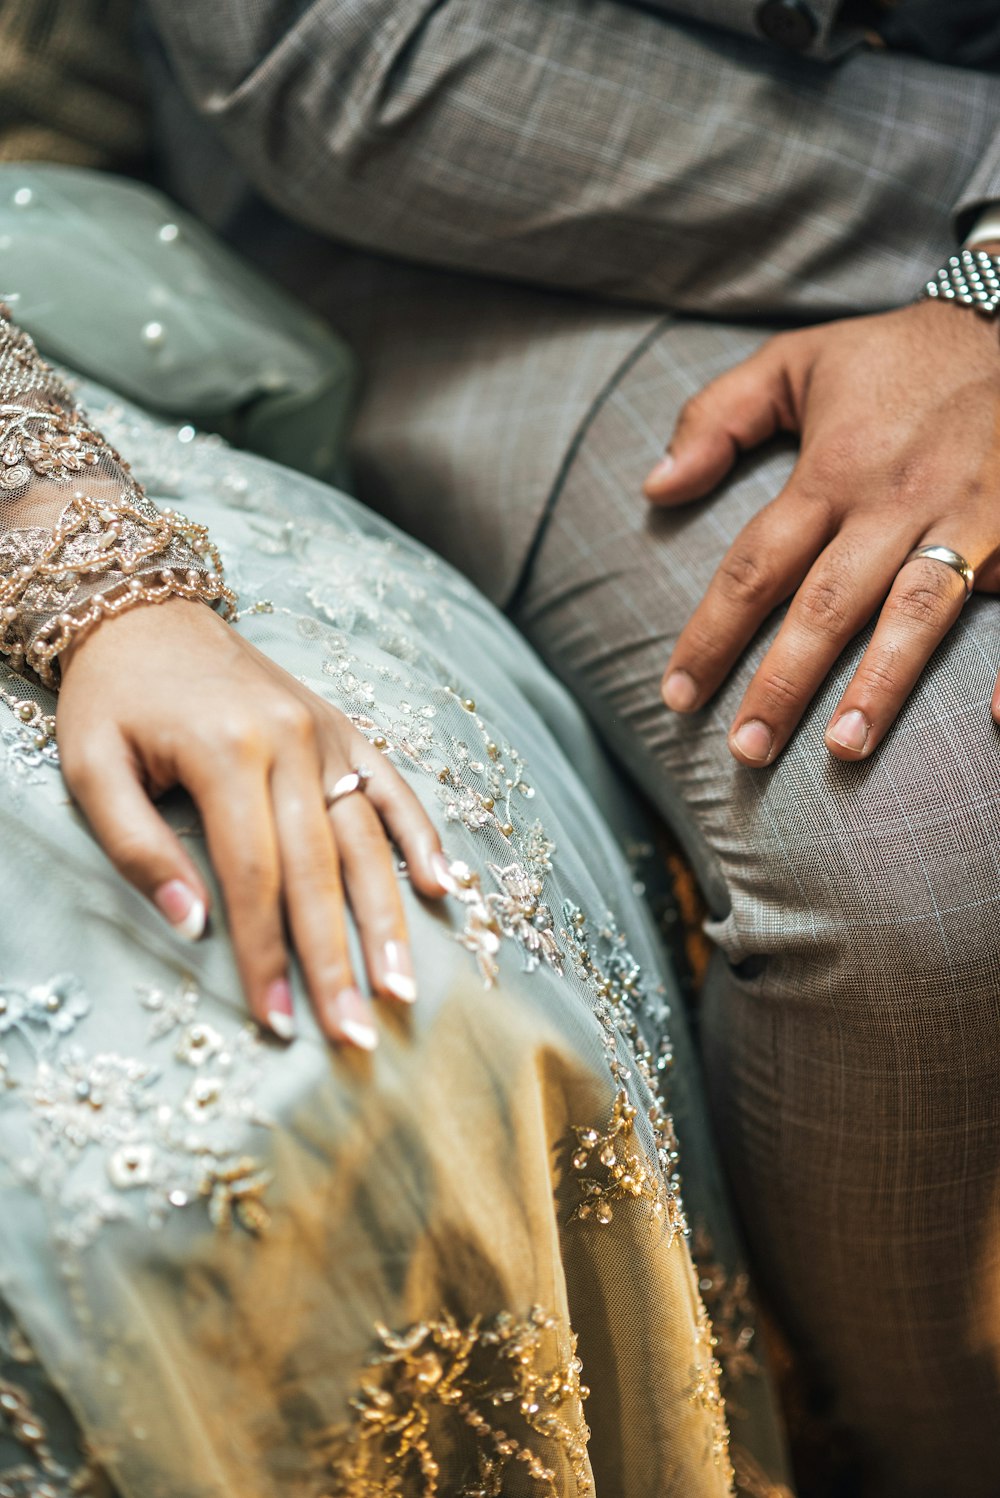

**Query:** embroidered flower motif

left=107, top=1142, right=156, bottom=1190
left=174, top=1021, right=224, bottom=1068
left=199, top=1157, right=272, bottom=1234
left=2, top=977, right=271, bottom=1246
left=0, top=974, right=89, bottom=1045
left=568, top=1089, right=681, bottom=1233
left=322, top=1307, right=591, bottom=1498
left=485, top=863, right=563, bottom=976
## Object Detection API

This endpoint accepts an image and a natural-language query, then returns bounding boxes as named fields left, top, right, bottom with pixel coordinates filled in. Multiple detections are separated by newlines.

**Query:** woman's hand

left=57, top=597, right=450, bottom=1047
left=644, top=297, right=1000, bottom=765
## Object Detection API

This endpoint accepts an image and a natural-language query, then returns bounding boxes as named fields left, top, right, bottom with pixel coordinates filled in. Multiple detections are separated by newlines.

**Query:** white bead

left=157, top=223, right=180, bottom=244
left=177, top=425, right=196, bottom=443
left=12, top=188, right=32, bottom=208
left=142, top=321, right=165, bottom=347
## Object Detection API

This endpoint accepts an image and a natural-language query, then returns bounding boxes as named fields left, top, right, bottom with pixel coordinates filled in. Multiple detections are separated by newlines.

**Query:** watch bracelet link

left=922, top=249, right=1000, bottom=319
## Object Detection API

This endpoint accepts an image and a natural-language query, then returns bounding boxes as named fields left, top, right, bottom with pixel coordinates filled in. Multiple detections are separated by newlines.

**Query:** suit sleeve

left=626, top=0, right=842, bottom=54
left=146, top=0, right=999, bottom=320
left=955, top=128, right=1000, bottom=240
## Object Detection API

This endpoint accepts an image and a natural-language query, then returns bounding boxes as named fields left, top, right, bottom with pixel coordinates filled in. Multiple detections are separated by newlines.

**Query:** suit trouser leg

left=505, top=316, right=1000, bottom=1497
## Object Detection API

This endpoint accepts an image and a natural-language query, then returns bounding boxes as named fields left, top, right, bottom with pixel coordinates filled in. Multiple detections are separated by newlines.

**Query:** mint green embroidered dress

left=0, top=166, right=792, bottom=1498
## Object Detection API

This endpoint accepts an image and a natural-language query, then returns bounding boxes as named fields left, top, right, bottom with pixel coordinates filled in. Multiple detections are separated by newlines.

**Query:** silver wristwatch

left=922, top=249, right=1000, bottom=318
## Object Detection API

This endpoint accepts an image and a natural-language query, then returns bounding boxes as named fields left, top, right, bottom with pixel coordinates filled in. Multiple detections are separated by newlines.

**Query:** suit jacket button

left=755, top=0, right=819, bottom=50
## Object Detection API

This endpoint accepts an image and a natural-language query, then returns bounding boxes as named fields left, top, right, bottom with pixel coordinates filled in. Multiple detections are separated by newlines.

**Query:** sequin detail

left=693, top=1225, right=760, bottom=1387
left=0, top=1305, right=110, bottom=1498
left=569, top=1089, right=681, bottom=1231
left=322, top=1307, right=592, bottom=1498
left=689, top=1303, right=734, bottom=1484
left=561, top=905, right=684, bottom=1237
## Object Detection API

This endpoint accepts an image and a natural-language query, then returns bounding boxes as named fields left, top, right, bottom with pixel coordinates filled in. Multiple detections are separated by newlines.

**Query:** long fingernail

left=430, top=850, right=456, bottom=893
left=329, top=987, right=378, bottom=1050
left=381, top=941, right=417, bottom=1003
left=663, top=669, right=698, bottom=712
left=264, top=977, right=296, bottom=1040
left=644, top=452, right=675, bottom=490
left=827, top=708, right=870, bottom=754
left=732, top=720, right=773, bottom=763
left=154, top=879, right=206, bottom=941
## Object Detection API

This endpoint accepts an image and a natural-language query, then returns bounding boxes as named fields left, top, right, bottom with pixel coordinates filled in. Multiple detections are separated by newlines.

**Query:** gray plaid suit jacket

left=147, top=0, right=1000, bottom=322
left=145, top=0, right=1000, bottom=602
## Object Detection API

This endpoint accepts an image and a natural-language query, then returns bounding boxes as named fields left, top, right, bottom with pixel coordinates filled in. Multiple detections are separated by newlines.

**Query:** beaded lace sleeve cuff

left=0, top=303, right=236, bottom=686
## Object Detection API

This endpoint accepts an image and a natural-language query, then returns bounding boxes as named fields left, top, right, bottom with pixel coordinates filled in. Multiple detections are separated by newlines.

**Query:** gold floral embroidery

left=568, top=1089, right=683, bottom=1234
left=320, top=1307, right=592, bottom=1498
left=560, top=905, right=685, bottom=1238
left=693, top=1225, right=760, bottom=1387
left=689, top=1302, right=734, bottom=1486
left=0, top=1306, right=111, bottom=1498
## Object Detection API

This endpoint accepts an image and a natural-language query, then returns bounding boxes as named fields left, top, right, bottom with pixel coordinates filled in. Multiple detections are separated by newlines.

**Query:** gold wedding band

left=324, top=765, right=372, bottom=809
left=906, top=544, right=975, bottom=599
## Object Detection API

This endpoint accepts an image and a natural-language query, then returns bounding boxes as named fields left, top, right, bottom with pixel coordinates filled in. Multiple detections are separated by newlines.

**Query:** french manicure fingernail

left=732, top=720, right=773, bottom=763
left=154, top=880, right=206, bottom=941
left=382, top=941, right=417, bottom=1003
left=645, top=452, right=675, bottom=487
left=828, top=708, right=870, bottom=754
left=663, top=669, right=698, bottom=712
left=330, top=987, right=378, bottom=1050
left=264, top=978, right=296, bottom=1040
left=430, top=850, right=456, bottom=893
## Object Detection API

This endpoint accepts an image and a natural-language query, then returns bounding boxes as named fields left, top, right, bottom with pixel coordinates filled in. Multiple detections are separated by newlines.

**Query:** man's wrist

left=965, top=205, right=1000, bottom=252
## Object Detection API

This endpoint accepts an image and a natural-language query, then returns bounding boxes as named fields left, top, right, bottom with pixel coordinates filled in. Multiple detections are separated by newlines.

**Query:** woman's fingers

left=188, top=757, right=294, bottom=1039
left=271, top=753, right=379, bottom=1050
left=361, top=758, right=450, bottom=897
left=327, top=787, right=417, bottom=1008
left=824, top=543, right=975, bottom=761
left=59, top=727, right=211, bottom=938
left=661, top=493, right=834, bottom=714
left=727, top=525, right=914, bottom=766
left=643, top=337, right=799, bottom=505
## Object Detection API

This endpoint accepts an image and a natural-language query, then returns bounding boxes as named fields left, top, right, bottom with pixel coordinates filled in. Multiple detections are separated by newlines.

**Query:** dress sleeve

left=0, top=303, right=236, bottom=687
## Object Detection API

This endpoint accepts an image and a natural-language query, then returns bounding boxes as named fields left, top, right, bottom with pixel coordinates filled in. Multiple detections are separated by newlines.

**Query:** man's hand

left=644, top=297, right=1000, bottom=765
left=57, top=598, right=450, bottom=1047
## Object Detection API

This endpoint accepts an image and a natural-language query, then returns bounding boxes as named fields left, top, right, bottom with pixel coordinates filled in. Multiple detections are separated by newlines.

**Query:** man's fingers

left=727, top=525, right=913, bottom=765
left=643, top=338, right=798, bottom=506
left=824, top=544, right=974, bottom=761
left=271, top=758, right=377, bottom=1051
left=661, top=494, right=834, bottom=714
left=60, top=729, right=210, bottom=938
